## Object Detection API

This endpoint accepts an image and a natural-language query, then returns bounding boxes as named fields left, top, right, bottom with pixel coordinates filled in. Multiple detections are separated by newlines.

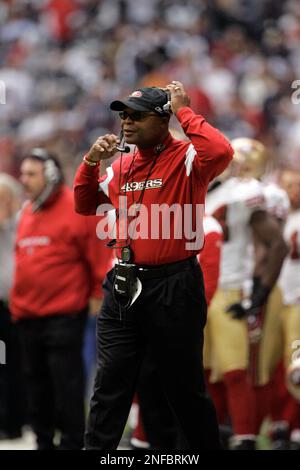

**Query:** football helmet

left=231, top=138, right=268, bottom=179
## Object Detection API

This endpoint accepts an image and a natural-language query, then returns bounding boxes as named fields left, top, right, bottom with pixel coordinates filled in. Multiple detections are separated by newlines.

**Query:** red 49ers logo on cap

left=130, top=91, right=142, bottom=97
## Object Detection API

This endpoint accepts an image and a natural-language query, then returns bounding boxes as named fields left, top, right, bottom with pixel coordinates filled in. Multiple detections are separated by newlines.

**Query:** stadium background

left=1, top=0, right=300, bottom=450
left=1, top=0, right=300, bottom=181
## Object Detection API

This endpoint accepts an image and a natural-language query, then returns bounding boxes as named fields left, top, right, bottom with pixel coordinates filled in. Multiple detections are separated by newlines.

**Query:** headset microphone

left=116, top=130, right=130, bottom=153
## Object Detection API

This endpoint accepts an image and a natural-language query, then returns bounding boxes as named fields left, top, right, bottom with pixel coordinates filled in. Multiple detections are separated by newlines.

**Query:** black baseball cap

left=110, top=87, right=169, bottom=115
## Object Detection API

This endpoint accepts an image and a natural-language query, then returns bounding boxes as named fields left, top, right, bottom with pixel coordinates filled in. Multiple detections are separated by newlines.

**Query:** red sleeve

left=73, top=161, right=111, bottom=215
left=176, top=107, right=233, bottom=184
left=199, top=231, right=222, bottom=305
left=73, top=214, right=114, bottom=298
left=84, top=216, right=114, bottom=298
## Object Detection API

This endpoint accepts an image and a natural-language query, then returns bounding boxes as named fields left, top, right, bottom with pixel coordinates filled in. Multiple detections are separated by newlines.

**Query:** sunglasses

left=118, top=110, right=158, bottom=121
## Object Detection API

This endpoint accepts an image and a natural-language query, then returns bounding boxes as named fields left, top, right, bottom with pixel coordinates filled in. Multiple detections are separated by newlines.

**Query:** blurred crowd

left=1, top=0, right=300, bottom=184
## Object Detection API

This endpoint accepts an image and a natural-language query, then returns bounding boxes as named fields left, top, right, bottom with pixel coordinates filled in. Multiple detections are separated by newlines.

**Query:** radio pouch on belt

left=114, top=263, right=137, bottom=300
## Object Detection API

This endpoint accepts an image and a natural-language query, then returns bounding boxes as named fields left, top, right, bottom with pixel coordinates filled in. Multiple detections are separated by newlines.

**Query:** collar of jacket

left=137, top=133, right=173, bottom=160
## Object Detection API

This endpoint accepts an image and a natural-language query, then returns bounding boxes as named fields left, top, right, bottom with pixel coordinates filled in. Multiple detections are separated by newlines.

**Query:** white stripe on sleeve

left=203, top=215, right=223, bottom=236
left=184, top=143, right=197, bottom=177
left=99, top=166, right=114, bottom=197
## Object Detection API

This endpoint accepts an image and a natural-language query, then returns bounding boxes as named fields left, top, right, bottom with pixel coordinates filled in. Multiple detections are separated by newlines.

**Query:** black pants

left=85, top=261, right=220, bottom=450
left=0, top=301, right=26, bottom=436
left=17, top=310, right=87, bottom=450
left=136, top=347, right=188, bottom=450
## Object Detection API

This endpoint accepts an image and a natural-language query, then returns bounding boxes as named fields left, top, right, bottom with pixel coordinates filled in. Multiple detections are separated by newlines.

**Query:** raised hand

left=166, top=81, right=190, bottom=115
left=87, top=134, right=120, bottom=162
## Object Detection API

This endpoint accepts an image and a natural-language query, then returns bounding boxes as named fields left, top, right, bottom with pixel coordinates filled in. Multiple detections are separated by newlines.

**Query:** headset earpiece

left=162, top=90, right=172, bottom=115
left=28, top=148, right=62, bottom=185
left=44, top=159, right=60, bottom=185
left=27, top=148, right=62, bottom=212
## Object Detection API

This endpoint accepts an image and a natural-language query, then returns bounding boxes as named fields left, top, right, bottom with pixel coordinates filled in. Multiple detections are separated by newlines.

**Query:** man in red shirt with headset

left=74, top=81, right=233, bottom=450
left=10, top=149, right=110, bottom=450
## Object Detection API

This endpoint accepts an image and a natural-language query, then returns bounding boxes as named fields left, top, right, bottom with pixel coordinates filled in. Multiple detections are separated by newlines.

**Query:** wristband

left=83, top=155, right=100, bottom=167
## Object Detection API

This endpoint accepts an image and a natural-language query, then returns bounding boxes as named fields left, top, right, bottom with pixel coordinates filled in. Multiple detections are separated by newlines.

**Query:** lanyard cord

left=127, top=152, right=160, bottom=245
left=111, top=149, right=138, bottom=250
left=109, top=145, right=164, bottom=251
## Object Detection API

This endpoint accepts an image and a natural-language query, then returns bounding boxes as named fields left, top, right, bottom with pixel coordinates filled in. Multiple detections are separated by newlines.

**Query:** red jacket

left=74, top=107, right=232, bottom=265
left=10, top=186, right=112, bottom=320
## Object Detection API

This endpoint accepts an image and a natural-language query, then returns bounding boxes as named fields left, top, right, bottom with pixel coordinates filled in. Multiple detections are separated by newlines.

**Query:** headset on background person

left=25, top=148, right=64, bottom=212
left=29, top=148, right=62, bottom=185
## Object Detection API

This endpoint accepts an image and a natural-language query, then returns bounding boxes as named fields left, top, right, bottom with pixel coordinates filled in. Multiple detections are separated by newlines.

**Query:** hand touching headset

left=164, top=81, right=190, bottom=115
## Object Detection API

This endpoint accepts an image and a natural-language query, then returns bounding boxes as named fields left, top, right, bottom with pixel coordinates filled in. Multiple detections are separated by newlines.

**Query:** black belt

left=135, top=256, right=199, bottom=281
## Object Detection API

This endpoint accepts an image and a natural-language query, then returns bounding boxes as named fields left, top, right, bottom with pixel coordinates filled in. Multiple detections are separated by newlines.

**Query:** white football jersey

left=244, top=182, right=290, bottom=281
left=203, top=214, right=223, bottom=237
left=279, top=209, right=300, bottom=305
left=205, top=177, right=265, bottom=289
left=263, top=182, right=290, bottom=221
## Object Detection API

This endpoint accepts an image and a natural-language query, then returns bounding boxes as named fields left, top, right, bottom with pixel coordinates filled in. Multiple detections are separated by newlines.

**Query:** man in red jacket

left=74, top=82, right=233, bottom=450
left=10, top=148, right=110, bottom=450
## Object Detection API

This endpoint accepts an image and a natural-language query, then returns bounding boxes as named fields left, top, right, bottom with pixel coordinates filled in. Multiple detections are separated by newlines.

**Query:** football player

left=275, top=168, right=300, bottom=449
left=205, top=138, right=288, bottom=449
